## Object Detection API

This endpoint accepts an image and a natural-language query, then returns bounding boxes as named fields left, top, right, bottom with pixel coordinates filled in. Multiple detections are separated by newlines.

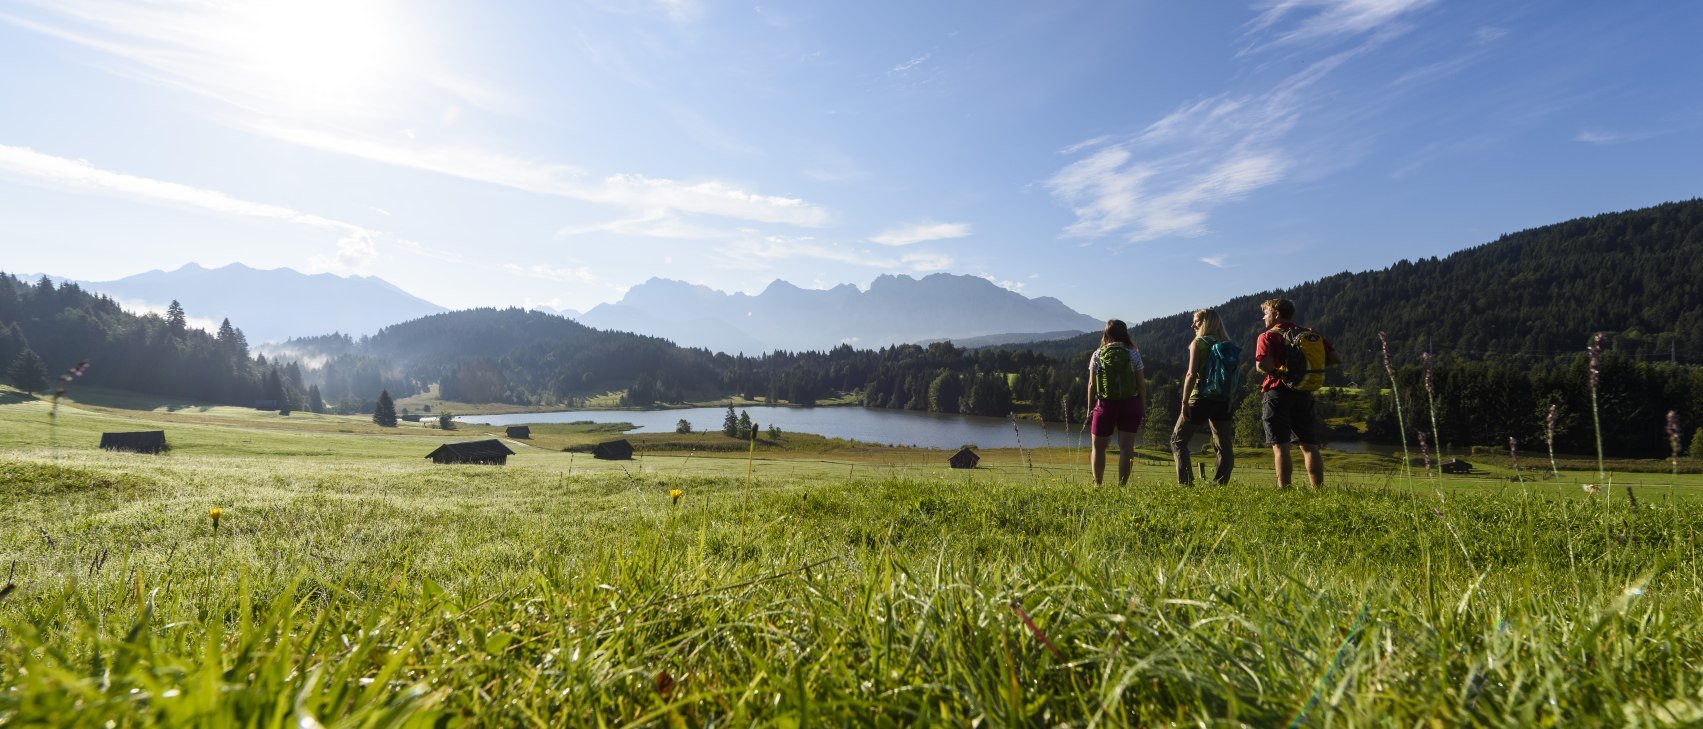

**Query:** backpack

left=1275, top=326, right=1328, bottom=392
left=1094, top=345, right=1139, bottom=401
left=1196, top=337, right=1241, bottom=401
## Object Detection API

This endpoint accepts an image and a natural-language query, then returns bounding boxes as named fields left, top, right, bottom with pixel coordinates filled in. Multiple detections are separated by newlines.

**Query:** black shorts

left=1262, top=388, right=1321, bottom=446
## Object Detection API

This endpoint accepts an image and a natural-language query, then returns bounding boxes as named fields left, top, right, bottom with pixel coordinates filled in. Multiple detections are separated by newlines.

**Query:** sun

left=228, top=0, right=399, bottom=109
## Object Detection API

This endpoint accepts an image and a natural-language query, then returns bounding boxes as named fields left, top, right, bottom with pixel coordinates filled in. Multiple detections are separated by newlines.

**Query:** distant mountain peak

left=578, top=273, right=1099, bottom=353
left=71, top=263, right=446, bottom=344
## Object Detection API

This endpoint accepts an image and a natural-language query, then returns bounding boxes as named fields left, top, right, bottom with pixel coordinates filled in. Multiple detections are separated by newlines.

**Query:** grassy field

left=3, top=387, right=1702, bottom=725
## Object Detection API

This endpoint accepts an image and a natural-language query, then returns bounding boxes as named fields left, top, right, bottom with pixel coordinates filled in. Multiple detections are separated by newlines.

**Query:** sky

left=1, top=0, right=1699, bottom=322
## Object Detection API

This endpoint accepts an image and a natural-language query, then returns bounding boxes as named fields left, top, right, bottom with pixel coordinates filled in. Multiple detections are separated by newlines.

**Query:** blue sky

left=1, top=0, right=1699, bottom=321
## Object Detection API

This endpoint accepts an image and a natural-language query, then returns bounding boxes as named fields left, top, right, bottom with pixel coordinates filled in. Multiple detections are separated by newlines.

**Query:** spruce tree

left=1692, top=428, right=1703, bottom=461
left=737, top=410, right=752, bottom=439
left=8, top=348, right=48, bottom=392
left=373, top=390, right=398, bottom=427
left=722, top=405, right=738, bottom=438
left=166, top=300, right=188, bottom=338
left=307, top=385, right=325, bottom=414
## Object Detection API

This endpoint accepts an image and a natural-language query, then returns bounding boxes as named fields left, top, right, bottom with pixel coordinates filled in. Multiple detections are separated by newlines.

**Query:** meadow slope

left=2, top=389, right=1701, bottom=726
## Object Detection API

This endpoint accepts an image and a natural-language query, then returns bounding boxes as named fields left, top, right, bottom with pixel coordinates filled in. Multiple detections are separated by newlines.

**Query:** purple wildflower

left=1417, top=430, right=1432, bottom=475
left=1508, top=437, right=1520, bottom=470
left=1379, top=332, right=1396, bottom=379
left=1589, top=333, right=1604, bottom=391
left=1423, top=351, right=1434, bottom=398
left=1545, top=404, right=1557, bottom=447
left=1668, top=411, right=1682, bottom=461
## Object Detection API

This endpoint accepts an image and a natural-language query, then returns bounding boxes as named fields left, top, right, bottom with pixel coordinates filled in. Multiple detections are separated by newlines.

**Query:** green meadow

left=3, top=386, right=1702, bottom=726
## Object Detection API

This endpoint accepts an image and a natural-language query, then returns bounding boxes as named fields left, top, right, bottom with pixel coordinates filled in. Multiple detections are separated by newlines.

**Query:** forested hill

left=1019, top=199, right=1703, bottom=375
left=0, top=273, right=283, bottom=406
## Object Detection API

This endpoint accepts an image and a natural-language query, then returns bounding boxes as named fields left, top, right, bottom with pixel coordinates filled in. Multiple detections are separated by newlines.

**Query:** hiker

left=1253, top=298, right=1340, bottom=488
left=1087, top=319, right=1148, bottom=486
left=1171, top=308, right=1238, bottom=484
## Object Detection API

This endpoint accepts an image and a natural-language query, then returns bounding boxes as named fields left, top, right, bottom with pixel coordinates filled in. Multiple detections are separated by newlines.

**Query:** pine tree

left=373, top=389, right=398, bottom=427
left=722, top=405, right=738, bottom=438
left=216, top=318, right=238, bottom=355
left=8, top=348, right=48, bottom=392
left=737, top=410, right=752, bottom=439
left=307, top=385, right=325, bottom=414
left=166, top=300, right=187, bottom=338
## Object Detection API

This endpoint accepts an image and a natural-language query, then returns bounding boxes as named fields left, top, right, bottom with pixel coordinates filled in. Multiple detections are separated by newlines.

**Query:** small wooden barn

left=100, top=431, right=167, bottom=454
left=425, top=439, right=515, bottom=465
left=1440, top=458, right=1473, bottom=475
left=950, top=447, right=980, bottom=469
left=592, top=439, right=634, bottom=460
left=505, top=425, right=532, bottom=439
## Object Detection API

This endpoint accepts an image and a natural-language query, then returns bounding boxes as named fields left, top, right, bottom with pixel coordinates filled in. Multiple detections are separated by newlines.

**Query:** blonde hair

left=1192, top=309, right=1227, bottom=340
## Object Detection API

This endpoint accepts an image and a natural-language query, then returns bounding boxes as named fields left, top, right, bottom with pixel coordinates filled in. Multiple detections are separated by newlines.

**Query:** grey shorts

left=1262, top=388, right=1320, bottom=446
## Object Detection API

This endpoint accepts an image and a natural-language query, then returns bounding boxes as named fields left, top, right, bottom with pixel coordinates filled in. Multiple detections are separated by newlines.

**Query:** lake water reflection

left=458, top=406, right=1396, bottom=453
left=458, top=406, right=1083, bottom=451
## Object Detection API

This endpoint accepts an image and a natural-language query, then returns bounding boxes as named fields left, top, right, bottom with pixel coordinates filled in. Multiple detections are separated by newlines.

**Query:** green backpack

left=1094, top=345, right=1139, bottom=401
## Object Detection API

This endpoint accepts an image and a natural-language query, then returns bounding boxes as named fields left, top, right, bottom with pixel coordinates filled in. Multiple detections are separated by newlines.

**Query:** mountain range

left=65, top=263, right=447, bottom=344
left=577, top=274, right=1101, bottom=353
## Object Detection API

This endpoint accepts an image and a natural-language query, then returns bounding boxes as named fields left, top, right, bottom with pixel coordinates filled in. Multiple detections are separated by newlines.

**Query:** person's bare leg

left=1300, top=443, right=1324, bottom=487
left=1117, top=431, right=1137, bottom=485
left=1092, top=435, right=1110, bottom=485
left=1272, top=443, right=1292, bottom=488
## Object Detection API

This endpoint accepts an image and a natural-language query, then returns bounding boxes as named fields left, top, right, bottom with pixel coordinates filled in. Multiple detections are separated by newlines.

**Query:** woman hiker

left=1087, top=319, right=1148, bottom=486
left=1171, top=308, right=1237, bottom=484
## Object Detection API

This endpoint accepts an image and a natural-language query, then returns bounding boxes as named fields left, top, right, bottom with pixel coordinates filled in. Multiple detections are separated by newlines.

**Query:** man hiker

left=1253, top=298, right=1340, bottom=488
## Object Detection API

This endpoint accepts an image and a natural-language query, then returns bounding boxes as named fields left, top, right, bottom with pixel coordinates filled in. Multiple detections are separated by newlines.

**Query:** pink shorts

left=1090, top=397, right=1145, bottom=437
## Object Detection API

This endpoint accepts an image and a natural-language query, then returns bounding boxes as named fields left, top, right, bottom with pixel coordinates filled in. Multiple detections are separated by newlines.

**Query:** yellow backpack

left=1274, top=326, right=1328, bottom=392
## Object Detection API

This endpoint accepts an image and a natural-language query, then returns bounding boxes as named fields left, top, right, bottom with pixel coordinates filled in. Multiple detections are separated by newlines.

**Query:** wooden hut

left=100, top=431, right=167, bottom=454
left=505, top=425, right=532, bottom=439
left=425, top=439, right=515, bottom=465
left=592, top=439, right=634, bottom=460
left=949, top=447, right=980, bottom=469
left=1440, top=458, right=1473, bottom=475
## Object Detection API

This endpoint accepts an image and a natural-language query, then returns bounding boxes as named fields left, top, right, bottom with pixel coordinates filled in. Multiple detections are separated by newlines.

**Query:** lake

left=458, top=405, right=1397, bottom=453
left=458, top=406, right=1083, bottom=450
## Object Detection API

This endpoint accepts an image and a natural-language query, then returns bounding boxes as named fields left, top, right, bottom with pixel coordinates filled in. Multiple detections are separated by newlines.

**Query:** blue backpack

left=1197, top=337, right=1242, bottom=401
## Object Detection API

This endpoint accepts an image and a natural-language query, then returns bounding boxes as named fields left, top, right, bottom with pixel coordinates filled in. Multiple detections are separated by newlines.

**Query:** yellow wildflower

left=669, top=488, right=683, bottom=505
left=209, top=507, right=224, bottom=534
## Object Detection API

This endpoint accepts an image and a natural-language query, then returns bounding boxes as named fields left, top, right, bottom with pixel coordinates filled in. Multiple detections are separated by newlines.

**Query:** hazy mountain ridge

left=578, top=273, right=1100, bottom=353
left=70, top=262, right=447, bottom=344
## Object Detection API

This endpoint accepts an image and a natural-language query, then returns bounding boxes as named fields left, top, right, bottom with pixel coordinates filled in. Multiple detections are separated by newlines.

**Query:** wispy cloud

left=1241, top=0, right=1433, bottom=54
left=1575, top=129, right=1638, bottom=145
left=977, top=273, right=1025, bottom=292
left=1199, top=254, right=1230, bottom=268
left=890, top=52, right=931, bottom=74
left=0, top=143, right=446, bottom=275
left=0, top=143, right=360, bottom=233
left=715, top=234, right=953, bottom=273
left=6, top=1, right=830, bottom=228
left=556, top=211, right=732, bottom=241
left=1047, top=0, right=1422, bottom=244
left=260, top=125, right=829, bottom=226
left=869, top=221, right=972, bottom=246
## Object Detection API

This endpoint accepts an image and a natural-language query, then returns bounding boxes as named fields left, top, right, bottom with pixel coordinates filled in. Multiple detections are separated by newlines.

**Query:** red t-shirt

left=1254, top=322, right=1335, bottom=392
